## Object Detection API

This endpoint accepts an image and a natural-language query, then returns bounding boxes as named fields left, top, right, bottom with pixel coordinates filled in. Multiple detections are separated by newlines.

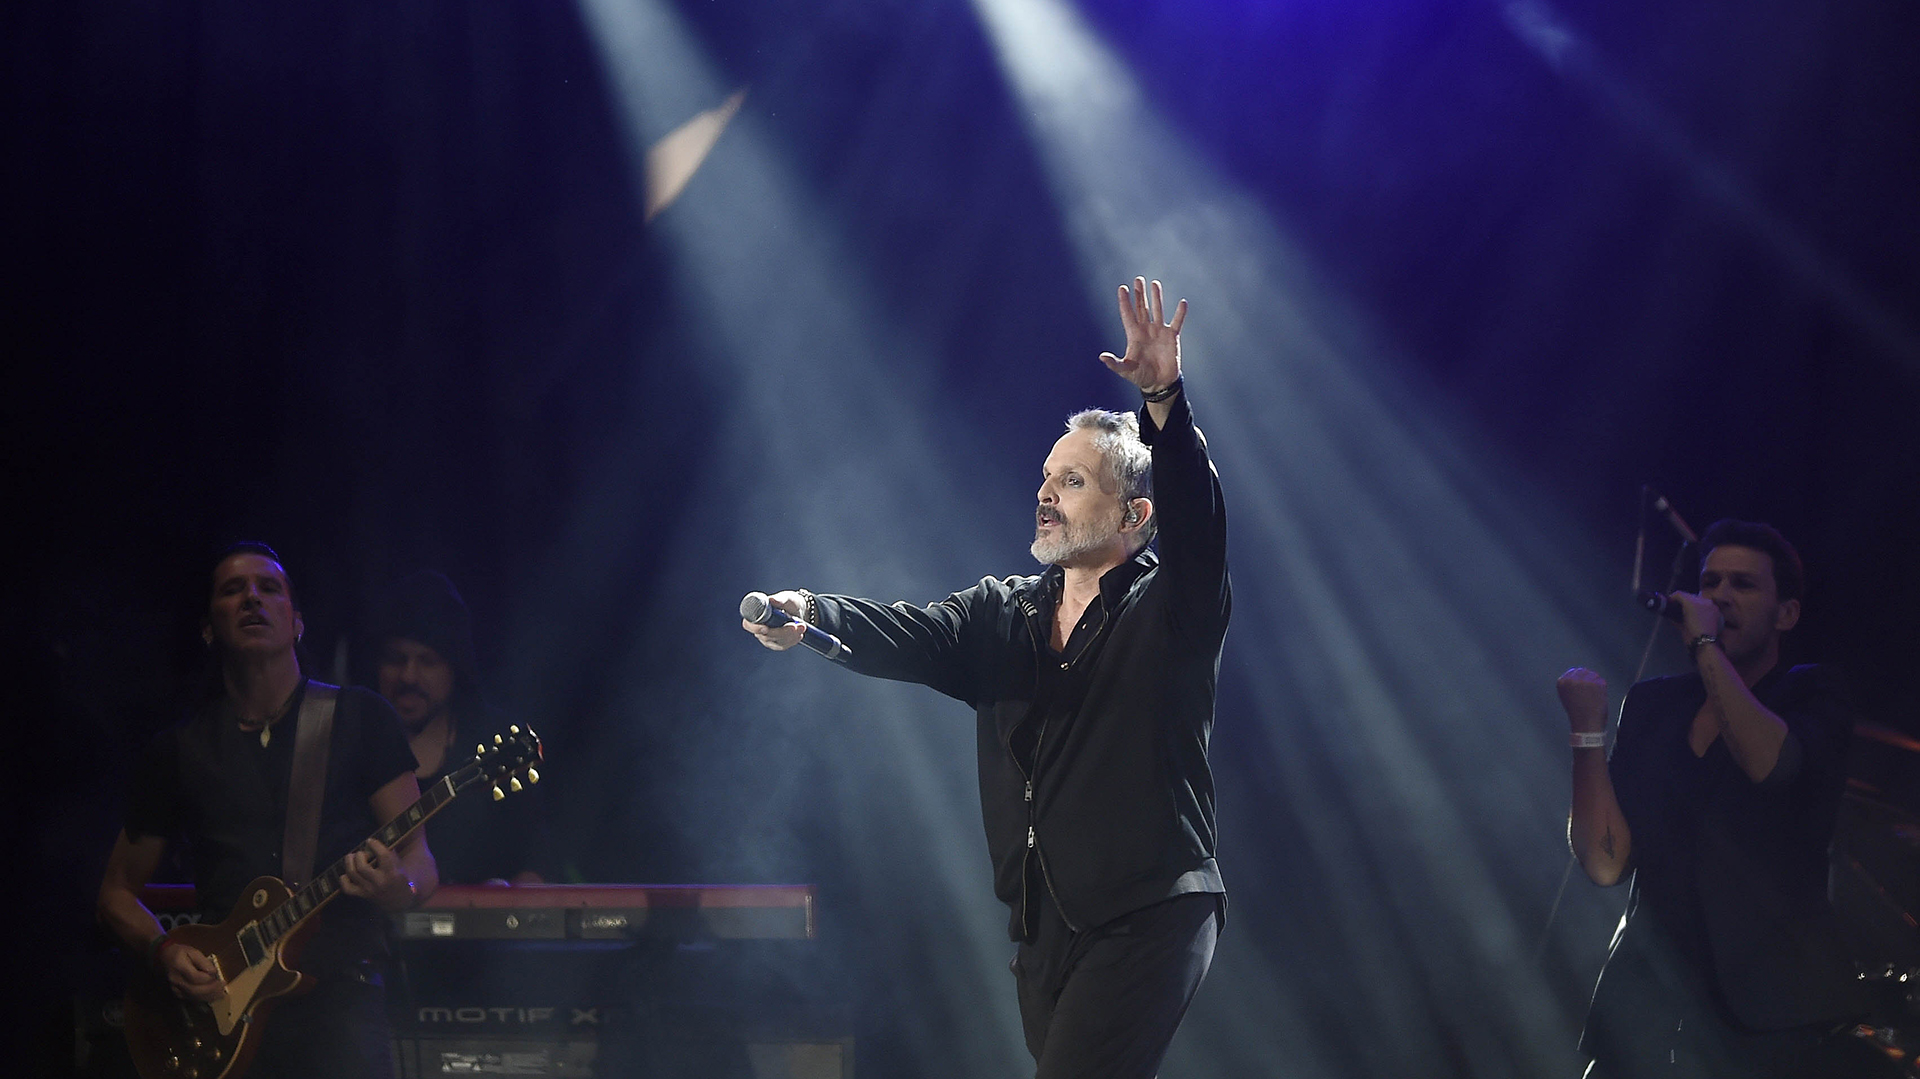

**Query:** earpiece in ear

left=1124, top=506, right=1140, bottom=525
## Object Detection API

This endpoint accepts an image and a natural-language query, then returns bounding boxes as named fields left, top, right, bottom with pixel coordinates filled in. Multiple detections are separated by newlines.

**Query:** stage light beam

left=972, top=0, right=1648, bottom=1075
left=555, top=2, right=1053, bottom=1074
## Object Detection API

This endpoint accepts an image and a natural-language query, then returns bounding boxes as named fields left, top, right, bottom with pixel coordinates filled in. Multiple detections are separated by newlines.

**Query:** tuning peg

left=494, top=734, right=504, bottom=745
left=491, top=784, right=505, bottom=801
left=510, top=725, right=521, bottom=734
left=476, top=743, right=486, bottom=756
left=509, top=777, right=523, bottom=793
left=526, top=767, right=540, bottom=785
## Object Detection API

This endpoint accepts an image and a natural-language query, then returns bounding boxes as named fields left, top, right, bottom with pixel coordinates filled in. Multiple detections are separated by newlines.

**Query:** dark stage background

left=9, top=1, right=1918, bottom=1076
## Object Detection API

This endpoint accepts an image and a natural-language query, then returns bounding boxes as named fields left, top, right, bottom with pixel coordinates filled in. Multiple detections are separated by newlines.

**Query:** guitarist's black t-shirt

left=125, top=681, right=419, bottom=976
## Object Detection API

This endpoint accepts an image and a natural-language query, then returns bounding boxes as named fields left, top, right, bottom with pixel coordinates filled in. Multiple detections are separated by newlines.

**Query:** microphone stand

left=1629, top=493, right=1696, bottom=688
left=1533, top=487, right=1696, bottom=963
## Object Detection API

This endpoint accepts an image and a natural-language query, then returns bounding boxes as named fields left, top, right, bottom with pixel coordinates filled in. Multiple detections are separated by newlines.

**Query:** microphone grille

left=739, top=591, right=772, bottom=624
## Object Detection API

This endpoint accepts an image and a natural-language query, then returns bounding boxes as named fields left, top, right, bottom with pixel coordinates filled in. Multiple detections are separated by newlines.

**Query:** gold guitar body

left=124, top=877, right=318, bottom=1079
left=120, top=725, right=541, bottom=1079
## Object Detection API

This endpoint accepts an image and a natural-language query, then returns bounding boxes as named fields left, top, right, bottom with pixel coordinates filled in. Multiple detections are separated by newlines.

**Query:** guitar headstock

left=451, top=725, right=544, bottom=802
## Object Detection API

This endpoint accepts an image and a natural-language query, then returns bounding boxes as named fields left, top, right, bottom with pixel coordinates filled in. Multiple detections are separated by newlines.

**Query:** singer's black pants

left=1012, top=890, right=1220, bottom=1079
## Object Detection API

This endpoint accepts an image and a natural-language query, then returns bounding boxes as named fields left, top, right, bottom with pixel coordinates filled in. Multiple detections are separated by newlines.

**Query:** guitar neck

left=252, top=773, right=462, bottom=950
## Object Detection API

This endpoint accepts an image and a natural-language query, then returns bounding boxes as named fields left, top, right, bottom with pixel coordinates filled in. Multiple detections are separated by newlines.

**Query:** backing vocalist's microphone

left=1645, top=487, right=1698, bottom=545
left=740, top=592, right=853, bottom=661
left=1637, top=590, right=1686, bottom=624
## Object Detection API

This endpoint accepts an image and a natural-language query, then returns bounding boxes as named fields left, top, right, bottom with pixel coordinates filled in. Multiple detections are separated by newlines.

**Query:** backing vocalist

left=1558, top=520, right=1875, bottom=1077
left=742, top=278, right=1230, bottom=1079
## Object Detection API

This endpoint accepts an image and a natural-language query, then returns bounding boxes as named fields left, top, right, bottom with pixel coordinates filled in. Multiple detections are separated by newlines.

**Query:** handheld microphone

left=740, top=592, right=852, bottom=661
left=1637, top=590, right=1686, bottom=624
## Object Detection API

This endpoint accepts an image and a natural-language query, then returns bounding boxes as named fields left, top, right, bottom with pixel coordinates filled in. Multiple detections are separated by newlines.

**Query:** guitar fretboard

left=238, top=769, right=471, bottom=963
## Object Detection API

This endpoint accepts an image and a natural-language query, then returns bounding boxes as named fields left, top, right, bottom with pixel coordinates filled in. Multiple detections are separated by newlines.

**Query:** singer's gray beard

left=1031, top=516, right=1108, bottom=567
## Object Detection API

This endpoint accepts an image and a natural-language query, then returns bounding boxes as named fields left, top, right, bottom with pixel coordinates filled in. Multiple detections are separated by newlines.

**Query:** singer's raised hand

left=1099, top=277, right=1186, bottom=395
left=742, top=590, right=809, bottom=651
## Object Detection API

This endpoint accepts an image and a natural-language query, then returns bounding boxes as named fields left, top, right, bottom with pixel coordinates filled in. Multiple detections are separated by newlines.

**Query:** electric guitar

left=124, top=726, right=544, bottom=1079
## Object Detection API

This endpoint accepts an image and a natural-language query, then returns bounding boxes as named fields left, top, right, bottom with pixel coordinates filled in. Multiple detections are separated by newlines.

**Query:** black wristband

left=1141, top=377, right=1183, bottom=403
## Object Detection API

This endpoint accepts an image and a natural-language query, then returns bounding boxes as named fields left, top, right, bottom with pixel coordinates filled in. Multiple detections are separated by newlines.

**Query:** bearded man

left=744, top=278, right=1230, bottom=1079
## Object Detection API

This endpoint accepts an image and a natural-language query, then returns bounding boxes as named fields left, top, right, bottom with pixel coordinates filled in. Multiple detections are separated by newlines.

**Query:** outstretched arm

left=1102, top=277, right=1227, bottom=639
left=743, top=584, right=987, bottom=704
left=1561, top=668, right=1632, bottom=886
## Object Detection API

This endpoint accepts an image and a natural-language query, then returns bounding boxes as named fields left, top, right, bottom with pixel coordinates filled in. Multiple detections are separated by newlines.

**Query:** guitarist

left=97, top=542, right=438, bottom=1079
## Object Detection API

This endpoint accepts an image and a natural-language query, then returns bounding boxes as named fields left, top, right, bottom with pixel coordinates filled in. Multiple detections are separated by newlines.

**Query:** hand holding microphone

left=741, top=591, right=852, bottom=660
left=1636, top=589, right=1723, bottom=639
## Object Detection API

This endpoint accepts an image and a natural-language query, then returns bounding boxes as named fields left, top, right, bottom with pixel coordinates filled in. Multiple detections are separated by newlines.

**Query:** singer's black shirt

left=812, top=390, right=1231, bottom=940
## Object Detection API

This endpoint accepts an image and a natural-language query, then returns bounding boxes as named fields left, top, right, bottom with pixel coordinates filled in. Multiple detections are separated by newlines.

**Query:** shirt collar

left=1036, top=545, right=1157, bottom=606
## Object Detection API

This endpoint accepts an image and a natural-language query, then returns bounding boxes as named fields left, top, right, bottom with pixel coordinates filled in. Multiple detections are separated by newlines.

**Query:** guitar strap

left=282, top=681, right=339, bottom=890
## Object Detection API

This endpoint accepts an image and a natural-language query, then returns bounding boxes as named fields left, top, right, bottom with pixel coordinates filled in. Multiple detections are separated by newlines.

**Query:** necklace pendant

left=260, top=726, right=271, bottom=748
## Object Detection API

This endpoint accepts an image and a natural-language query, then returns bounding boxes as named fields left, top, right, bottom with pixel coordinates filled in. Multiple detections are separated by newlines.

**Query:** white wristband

left=1570, top=731, right=1607, bottom=750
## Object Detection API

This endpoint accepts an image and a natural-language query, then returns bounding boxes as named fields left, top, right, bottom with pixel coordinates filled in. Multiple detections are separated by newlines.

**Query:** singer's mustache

left=1036, top=506, right=1067, bottom=527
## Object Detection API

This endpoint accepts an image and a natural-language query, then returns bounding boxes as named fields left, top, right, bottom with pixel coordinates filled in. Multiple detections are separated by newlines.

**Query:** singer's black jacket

left=812, top=389, right=1230, bottom=940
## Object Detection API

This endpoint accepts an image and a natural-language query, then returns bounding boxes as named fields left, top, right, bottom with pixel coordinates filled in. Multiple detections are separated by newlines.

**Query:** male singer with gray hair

left=745, top=277, right=1231, bottom=1078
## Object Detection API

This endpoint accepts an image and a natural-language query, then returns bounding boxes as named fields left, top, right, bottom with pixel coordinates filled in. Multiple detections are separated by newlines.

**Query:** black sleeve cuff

left=1137, top=384, right=1194, bottom=445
